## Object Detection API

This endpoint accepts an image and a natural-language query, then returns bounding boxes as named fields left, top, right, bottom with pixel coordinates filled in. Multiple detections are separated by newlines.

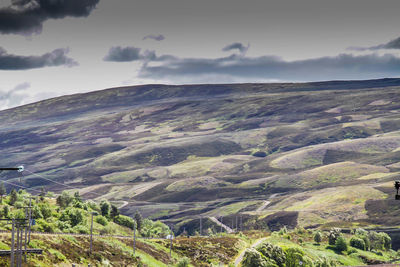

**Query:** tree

left=56, top=191, right=73, bottom=208
left=3, top=206, right=9, bottom=218
left=256, top=242, right=286, bottom=267
left=134, top=211, right=143, bottom=231
left=284, top=248, right=304, bottom=267
left=39, top=186, right=46, bottom=201
left=350, top=236, right=365, bottom=250
left=314, top=231, right=322, bottom=244
left=9, top=189, right=18, bottom=205
left=110, top=204, right=119, bottom=219
left=100, top=200, right=110, bottom=217
left=242, top=248, right=271, bottom=267
left=328, top=228, right=341, bottom=245
left=0, top=183, right=6, bottom=203
left=73, top=191, right=82, bottom=203
left=335, top=236, right=348, bottom=252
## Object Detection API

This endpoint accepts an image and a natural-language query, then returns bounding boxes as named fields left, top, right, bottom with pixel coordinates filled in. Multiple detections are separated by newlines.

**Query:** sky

left=0, top=0, right=400, bottom=110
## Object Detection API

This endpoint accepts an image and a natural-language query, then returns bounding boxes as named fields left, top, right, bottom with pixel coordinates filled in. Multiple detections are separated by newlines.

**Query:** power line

left=0, top=180, right=42, bottom=194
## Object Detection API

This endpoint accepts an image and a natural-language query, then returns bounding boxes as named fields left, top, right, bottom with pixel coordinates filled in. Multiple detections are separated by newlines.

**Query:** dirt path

left=255, top=200, right=271, bottom=212
left=209, top=216, right=234, bottom=233
left=119, top=201, right=129, bottom=209
left=234, top=237, right=267, bottom=266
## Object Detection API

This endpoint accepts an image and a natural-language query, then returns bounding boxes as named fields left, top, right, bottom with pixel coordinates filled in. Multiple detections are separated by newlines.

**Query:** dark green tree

left=56, top=191, right=73, bottom=208
left=314, top=231, right=322, bottom=244
left=110, top=204, right=119, bottom=219
left=3, top=206, right=9, bottom=218
left=74, top=191, right=82, bottom=203
left=9, top=189, right=18, bottom=205
left=100, top=200, right=110, bottom=217
left=285, top=247, right=305, bottom=267
left=335, top=236, right=348, bottom=252
left=0, top=183, right=6, bottom=203
left=39, top=186, right=46, bottom=201
left=134, top=211, right=143, bottom=231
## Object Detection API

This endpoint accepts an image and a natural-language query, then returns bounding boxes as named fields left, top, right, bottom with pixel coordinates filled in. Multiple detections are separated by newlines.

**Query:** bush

left=100, top=200, right=110, bottom=217
left=328, top=228, right=341, bottom=245
left=285, top=247, right=304, bottom=267
left=60, top=208, right=85, bottom=227
left=39, top=203, right=52, bottom=219
left=56, top=191, right=73, bottom=208
left=314, top=231, right=322, bottom=244
left=367, top=231, right=391, bottom=250
left=73, top=224, right=89, bottom=234
left=100, top=224, right=116, bottom=235
left=256, top=242, right=285, bottom=267
left=175, top=257, right=190, bottom=267
left=95, top=215, right=108, bottom=226
left=315, top=257, right=337, bottom=267
left=335, top=236, right=348, bottom=252
left=114, top=215, right=136, bottom=230
left=242, top=248, right=273, bottom=267
left=350, top=236, right=365, bottom=250
left=278, top=226, right=287, bottom=235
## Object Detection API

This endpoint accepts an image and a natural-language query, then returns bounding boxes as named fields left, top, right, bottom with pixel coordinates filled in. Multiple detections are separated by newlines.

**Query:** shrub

left=114, top=215, right=136, bottom=230
left=175, top=257, right=190, bottom=267
left=73, top=224, right=89, bottom=234
left=347, top=248, right=357, bottom=255
left=328, top=228, right=341, bottom=245
left=278, top=226, right=287, bottom=235
left=100, top=224, right=116, bottom=235
left=367, top=231, right=391, bottom=250
left=39, top=203, right=52, bottom=219
left=95, top=215, right=108, bottom=226
left=314, top=231, right=322, bottom=244
left=350, top=236, right=365, bottom=250
left=256, top=242, right=285, bottom=267
left=380, top=232, right=392, bottom=250
left=60, top=208, right=85, bottom=227
left=56, top=221, right=71, bottom=232
left=335, top=236, right=348, bottom=252
left=100, top=200, right=110, bottom=217
left=315, top=256, right=337, bottom=267
left=285, top=247, right=304, bottom=267
left=242, top=248, right=272, bottom=267
left=56, top=191, right=73, bottom=208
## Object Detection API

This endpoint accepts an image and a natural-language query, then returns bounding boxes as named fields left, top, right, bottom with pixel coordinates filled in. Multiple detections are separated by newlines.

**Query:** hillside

left=1, top=78, right=400, bottom=245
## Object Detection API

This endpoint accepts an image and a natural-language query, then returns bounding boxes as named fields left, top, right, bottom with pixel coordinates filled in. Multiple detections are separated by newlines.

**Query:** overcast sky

left=0, top=0, right=400, bottom=110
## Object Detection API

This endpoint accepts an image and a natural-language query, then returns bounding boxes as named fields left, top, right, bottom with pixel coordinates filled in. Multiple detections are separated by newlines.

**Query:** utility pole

left=199, top=217, right=202, bottom=236
left=133, top=226, right=136, bottom=256
left=220, top=217, right=223, bottom=233
left=240, top=214, right=243, bottom=231
left=89, top=212, right=95, bottom=255
left=11, top=219, right=15, bottom=267
left=236, top=216, right=238, bottom=231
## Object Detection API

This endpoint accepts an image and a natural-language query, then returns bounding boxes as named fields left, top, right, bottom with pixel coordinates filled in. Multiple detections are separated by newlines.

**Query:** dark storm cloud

left=0, top=0, right=100, bottom=34
left=103, top=46, right=156, bottom=62
left=143, top=34, right=165, bottom=41
left=222, top=42, right=249, bottom=54
left=0, top=47, right=77, bottom=70
left=349, top=36, right=400, bottom=51
left=139, top=52, right=400, bottom=82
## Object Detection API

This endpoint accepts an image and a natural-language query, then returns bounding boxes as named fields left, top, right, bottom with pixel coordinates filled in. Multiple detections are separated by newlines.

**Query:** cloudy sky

left=0, top=0, right=400, bottom=110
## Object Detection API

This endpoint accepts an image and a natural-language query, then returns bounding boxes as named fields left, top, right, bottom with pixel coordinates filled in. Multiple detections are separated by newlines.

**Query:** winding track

left=234, top=237, right=267, bottom=266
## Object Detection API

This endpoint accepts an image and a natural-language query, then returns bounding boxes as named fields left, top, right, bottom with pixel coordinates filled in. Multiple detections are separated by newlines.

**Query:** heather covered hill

left=1, top=78, right=400, bottom=237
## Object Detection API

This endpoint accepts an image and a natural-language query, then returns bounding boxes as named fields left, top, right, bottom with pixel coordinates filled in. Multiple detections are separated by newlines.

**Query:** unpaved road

left=234, top=237, right=267, bottom=266
left=209, top=216, right=234, bottom=233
